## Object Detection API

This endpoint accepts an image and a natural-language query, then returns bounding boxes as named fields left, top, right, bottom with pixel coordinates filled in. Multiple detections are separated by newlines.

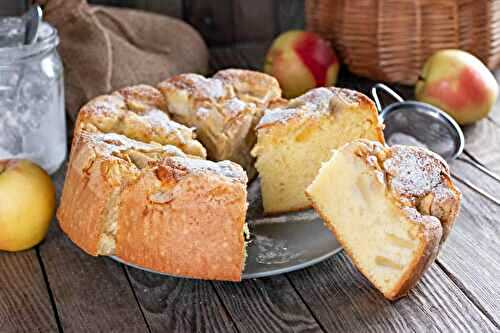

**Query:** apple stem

left=418, top=75, right=426, bottom=82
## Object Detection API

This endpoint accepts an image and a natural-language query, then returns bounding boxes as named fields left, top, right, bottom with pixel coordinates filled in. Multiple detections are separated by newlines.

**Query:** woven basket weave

left=306, top=0, right=500, bottom=84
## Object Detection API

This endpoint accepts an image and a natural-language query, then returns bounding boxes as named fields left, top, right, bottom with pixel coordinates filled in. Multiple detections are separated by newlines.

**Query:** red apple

left=264, top=30, right=339, bottom=98
left=415, top=50, right=499, bottom=125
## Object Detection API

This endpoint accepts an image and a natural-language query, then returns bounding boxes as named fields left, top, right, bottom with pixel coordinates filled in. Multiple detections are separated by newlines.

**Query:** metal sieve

left=372, top=83, right=500, bottom=205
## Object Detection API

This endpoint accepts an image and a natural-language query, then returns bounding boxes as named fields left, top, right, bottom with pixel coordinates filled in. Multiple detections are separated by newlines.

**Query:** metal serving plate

left=111, top=179, right=342, bottom=279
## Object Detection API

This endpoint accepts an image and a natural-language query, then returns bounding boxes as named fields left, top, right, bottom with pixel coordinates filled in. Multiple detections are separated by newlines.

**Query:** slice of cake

left=158, top=69, right=282, bottom=179
left=306, top=140, right=461, bottom=299
left=251, top=87, right=384, bottom=214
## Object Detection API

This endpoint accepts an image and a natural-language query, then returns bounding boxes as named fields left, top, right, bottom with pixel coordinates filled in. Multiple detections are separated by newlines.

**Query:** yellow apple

left=415, top=49, right=499, bottom=125
left=264, top=30, right=339, bottom=98
left=0, top=159, right=55, bottom=252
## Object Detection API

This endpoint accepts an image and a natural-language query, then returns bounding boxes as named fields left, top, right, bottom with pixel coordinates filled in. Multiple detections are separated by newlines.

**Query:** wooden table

left=1, top=44, right=499, bottom=332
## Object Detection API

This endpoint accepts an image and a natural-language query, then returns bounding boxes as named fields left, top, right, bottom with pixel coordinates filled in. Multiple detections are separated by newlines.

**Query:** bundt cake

left=158, top=69, right=282, bottom=179
left=58, top=87, right=249, bottom=281
left=306, top=140, right=461, bottom=300
left=251, top=87, right=385, bottom=214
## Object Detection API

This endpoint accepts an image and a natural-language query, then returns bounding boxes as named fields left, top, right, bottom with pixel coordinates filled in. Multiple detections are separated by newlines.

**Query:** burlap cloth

left=36, top=0, right=209, bottom=121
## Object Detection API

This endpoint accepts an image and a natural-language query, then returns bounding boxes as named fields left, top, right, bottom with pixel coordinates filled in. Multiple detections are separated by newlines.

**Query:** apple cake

left=251, top=87, right=385, bottom=214
left=158, top=69, right=282, bottom=179
left=58, top=88, right=249, bottom=281
left=306, top=140, right=461, bottom=299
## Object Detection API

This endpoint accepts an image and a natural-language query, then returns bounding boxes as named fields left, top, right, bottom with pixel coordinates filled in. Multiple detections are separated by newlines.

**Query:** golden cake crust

left=117, top=157, right=247, bottom=281
left=57, top=132, right=169, bottom=256
left=256, top=87, right=384, bottom=143
left=306, top=139, right=461, bottom=300
left=58, top=130, right=248, bottom=281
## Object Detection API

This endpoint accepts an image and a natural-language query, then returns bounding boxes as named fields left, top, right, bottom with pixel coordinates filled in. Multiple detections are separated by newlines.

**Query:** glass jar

left=0, top=18, right=66, bottom=174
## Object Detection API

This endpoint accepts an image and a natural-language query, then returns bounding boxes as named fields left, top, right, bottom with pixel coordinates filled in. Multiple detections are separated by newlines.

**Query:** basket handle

left=371, top=83, right=404, bottom=113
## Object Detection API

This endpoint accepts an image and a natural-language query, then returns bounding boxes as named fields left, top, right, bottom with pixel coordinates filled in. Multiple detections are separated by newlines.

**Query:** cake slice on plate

left=251, top=87, right=384, bottom=214
left=306, top=140, right=461, bottom=299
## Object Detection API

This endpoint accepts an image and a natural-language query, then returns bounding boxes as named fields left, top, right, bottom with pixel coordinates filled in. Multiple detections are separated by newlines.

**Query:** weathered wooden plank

left=233, top=0, right=275, bottom=42
left=209, top=43, right=270, bottom=73
left=125, top=267, right=238, bottom=333
left=0, top=0, right=26, bottom=16
left=89, top=0, right=183, bottom=17
left=134, top=0, right=183, bottom=18
left=286, top=252, right=497, bottom=332
left=275, top=0, right=305, bottom=33
left=462, top=104, right=500, bottom=172
left=38, top=166, right=150, bottom=332
left=462, top=119, right=500, bottom=168
left=185, top=0, right=234, bottom=46
left=212, top=276, right=323, bottom=333
left=89, top=0, right=134, bottom=7
left=0, top=250, right=59, bottom=332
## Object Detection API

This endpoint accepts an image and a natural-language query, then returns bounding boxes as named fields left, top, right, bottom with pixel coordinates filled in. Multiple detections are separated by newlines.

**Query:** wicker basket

left=306, top=0, right=500, bottom=84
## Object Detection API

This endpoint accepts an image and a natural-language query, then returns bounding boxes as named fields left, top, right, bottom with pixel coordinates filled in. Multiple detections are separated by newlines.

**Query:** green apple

left=264, top=30, right=339, bottom=98
left=0, top=159, right=55, bottom=252
left=415, top=50, right=499, bottom=125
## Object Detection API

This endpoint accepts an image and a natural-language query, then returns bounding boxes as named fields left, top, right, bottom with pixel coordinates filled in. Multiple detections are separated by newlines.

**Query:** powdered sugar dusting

left=169, top=156, right=247, bottom=183
left=223, top=98, right=249, bottom=114
left=174, top=74, right=226, bottom=100
left=141, top=109, right=172, bottom=128
left=196, top=107, right=211, bottom=119
left=383, top=145, right=446, bottom=198
left=87, top=95, right=125, bottom=116
left=87, top=132, right=185, bottom=157
left=257, top=108, right=298, bottom=128
left=433, top=183, right=454, bottom=202
left=294, top=87, right=333, bottom=106
left=401, top=206, right=441, bottom=230
left=256, top=87, right=364, bottom=128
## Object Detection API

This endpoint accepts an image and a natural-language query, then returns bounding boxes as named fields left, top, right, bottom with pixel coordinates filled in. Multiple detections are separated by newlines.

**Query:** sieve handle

left=457, top=153, right=500, bottom=183
left=371, top=83, right=405, bottom=113
left=451, top=173, right=500, bottom=206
